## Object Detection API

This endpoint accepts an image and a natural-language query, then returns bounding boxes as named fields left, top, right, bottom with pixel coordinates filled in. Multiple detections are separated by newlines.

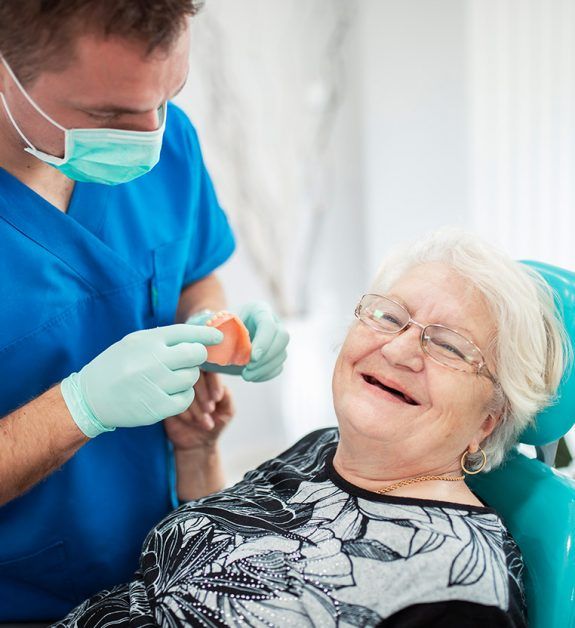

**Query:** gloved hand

left=61, top=324, right=223, bottom=438
left=186, top=301, right=289, bottom=382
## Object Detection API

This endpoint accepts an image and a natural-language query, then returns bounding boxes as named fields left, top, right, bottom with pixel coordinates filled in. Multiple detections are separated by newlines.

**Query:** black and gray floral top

left=55, top=428, right=527, bottom=627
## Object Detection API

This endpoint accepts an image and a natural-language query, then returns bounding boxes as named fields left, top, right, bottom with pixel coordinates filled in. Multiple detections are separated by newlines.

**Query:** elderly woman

left=56, top=230, right=567, bottom=627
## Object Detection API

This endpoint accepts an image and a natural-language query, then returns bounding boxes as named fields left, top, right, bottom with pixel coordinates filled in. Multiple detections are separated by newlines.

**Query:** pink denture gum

left=206, top=312, right=252, bottom=366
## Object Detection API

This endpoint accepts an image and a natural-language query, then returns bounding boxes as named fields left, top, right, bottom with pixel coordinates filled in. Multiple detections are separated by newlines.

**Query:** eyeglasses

left=354, top=294, right=497, bottom=384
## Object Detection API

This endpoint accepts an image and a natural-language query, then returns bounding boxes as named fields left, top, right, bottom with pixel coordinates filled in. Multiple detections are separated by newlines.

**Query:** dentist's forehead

left=30, top=30, right=190, bottom=113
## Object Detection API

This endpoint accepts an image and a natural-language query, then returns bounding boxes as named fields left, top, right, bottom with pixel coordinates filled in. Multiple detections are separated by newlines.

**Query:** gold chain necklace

left=375, top=473, right=465, bottom=495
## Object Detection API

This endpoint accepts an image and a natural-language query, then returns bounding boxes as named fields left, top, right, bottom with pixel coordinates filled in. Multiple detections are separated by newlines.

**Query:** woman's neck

left=332, top=439, right=483, bottom=506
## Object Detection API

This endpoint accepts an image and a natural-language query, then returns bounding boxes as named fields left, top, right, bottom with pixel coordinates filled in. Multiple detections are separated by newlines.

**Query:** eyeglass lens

left=357, top=294, right=482, bottom=372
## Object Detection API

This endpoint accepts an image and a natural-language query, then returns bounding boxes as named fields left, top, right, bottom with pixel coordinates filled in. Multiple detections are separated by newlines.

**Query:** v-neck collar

left=0, top=167, right=143, bottom=292
left=0, top=167, right=112, bottom=235
left=67, top=180, right=112, bottom=237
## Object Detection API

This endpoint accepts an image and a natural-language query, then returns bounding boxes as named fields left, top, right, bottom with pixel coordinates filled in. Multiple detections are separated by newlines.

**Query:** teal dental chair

left=469, top=261, right=575, bottom=628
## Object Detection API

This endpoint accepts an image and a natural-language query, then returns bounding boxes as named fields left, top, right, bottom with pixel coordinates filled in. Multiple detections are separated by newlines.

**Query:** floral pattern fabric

left=54, top=429, right=526, bottom=627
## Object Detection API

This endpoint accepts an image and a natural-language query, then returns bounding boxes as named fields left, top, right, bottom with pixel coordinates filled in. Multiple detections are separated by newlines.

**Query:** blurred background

left=174, top=0, right=575, bottom=482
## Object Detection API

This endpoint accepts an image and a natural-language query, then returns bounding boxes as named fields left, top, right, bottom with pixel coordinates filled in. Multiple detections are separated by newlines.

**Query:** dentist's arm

left=0, top=324, right=221, bottom=506
left=0, top=386, right=88, bottom=506
left=176, top=272, right=226, bottom=324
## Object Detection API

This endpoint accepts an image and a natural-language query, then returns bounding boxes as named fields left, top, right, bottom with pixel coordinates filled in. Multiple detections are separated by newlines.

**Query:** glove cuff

left=61, top=372, right=115, bottom=438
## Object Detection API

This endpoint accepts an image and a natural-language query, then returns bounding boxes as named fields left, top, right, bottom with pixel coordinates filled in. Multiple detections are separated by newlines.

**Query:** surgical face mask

left=0, top=56, right=167, bottom=185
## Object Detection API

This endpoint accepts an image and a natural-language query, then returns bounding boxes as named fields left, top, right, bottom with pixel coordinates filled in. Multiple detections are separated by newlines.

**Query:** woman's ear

left=468, top=413, right=499, bottom=453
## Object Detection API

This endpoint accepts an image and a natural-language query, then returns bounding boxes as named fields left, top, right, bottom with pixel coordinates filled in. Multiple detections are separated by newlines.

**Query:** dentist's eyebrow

left=77, top=75, right=188, bottom=115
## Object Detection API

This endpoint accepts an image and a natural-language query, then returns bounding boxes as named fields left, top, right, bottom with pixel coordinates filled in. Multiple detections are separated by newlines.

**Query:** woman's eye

left=383, top=314, right=400, bottom=324
left=438, top=342, right=465, bottom=358
left=374, top=312, right=401, bottom=326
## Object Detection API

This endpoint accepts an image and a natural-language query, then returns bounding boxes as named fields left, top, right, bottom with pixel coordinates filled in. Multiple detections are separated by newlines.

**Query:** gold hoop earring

left=461, top=447, right=487, bottom=475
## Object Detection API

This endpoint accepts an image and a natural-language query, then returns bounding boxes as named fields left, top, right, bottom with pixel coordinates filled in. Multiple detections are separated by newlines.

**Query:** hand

left=164, top=372, right=235, bottom=451
left=186, top=301, right=289, bottom=382
left=239, top=301, right=290, bottom=382
left=60, top=324, right=223, bottom=438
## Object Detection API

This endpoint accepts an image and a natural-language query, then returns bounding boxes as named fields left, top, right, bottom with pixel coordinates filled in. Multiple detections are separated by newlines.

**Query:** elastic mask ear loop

left=0, top=55, right=69, bottom=161
left=0, top=56, right=66, bottom=131
left=0, top=91, right=37, bottom=150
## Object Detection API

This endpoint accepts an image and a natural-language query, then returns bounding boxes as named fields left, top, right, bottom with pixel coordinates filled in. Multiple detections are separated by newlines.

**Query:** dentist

left=0, top=1, right=288, bottom=622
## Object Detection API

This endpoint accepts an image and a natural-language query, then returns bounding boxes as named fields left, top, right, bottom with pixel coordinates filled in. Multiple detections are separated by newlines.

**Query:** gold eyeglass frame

left=355, top=293, right=498, bottom=385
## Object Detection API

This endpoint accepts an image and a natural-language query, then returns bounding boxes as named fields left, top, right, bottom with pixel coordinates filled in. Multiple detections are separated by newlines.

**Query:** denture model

left=205, top=311, right=252, bottom=366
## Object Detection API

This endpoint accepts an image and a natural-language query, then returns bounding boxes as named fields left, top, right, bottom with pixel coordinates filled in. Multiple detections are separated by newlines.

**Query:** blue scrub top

left=0, top=103, right=235, bottom=621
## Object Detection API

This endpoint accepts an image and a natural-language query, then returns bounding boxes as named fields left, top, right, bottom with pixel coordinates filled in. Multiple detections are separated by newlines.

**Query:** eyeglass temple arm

left=477, top=362, right=498, bottom=384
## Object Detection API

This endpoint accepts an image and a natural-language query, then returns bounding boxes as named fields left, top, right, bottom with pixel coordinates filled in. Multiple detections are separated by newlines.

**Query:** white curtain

left=183, top=0, right=354, bottom=317
left=468, top=0, right=575, bottom=268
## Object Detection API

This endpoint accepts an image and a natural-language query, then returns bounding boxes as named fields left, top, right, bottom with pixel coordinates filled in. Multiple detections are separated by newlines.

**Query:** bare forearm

left=0, top=385, right=88, bottom=505
left=174, top=447, right=225, bottom=501
left=176, top=273, right=227, bottom=323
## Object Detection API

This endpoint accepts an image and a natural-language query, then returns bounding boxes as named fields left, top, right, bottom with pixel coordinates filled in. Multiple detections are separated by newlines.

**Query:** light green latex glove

left=186, top=302, right=289, bottom=382
left=61, top=324, right=223, bottom=438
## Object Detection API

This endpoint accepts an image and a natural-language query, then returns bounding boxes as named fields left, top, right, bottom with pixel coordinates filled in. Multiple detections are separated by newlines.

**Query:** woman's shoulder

left=240, top=427, right=340, bottom=484
left=353, top=499, right=527, bottom=624
left=279, top=426, right=340, bottom=458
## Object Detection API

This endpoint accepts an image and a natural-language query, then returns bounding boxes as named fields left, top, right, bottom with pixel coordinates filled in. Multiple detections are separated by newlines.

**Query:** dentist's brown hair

left=0, top=0, right=203, bottom=85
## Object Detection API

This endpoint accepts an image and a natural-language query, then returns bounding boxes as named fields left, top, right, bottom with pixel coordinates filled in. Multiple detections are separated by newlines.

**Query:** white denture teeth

left=206, top=311, right=228, bottom=325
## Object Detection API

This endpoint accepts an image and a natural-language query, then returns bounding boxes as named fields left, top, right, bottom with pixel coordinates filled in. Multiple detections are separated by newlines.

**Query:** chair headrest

left=518, top=261, right=575, bottom=446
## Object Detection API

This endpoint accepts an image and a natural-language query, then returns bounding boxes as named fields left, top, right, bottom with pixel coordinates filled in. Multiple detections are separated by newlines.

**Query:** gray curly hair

left=370, top=228, right=570, bottom=471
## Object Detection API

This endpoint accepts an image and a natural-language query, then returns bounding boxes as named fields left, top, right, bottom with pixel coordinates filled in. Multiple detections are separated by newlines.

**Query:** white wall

left=358, top=0, right=469, bottom=276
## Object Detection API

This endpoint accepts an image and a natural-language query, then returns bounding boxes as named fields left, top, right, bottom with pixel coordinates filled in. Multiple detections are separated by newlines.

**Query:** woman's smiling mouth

left=361, top=374, right=420, bottom=405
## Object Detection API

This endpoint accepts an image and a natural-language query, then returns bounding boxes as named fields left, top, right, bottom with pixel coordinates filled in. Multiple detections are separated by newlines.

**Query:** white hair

left=370, top=228, right=570, bottom=470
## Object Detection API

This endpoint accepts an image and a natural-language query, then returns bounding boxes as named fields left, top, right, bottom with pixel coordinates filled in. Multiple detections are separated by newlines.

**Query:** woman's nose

left=379, top=325, right=425, bottom=372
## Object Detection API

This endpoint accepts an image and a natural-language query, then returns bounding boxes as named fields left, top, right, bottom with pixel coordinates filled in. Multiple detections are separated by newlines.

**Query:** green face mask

left=0, top=56, right=167, bottom=186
